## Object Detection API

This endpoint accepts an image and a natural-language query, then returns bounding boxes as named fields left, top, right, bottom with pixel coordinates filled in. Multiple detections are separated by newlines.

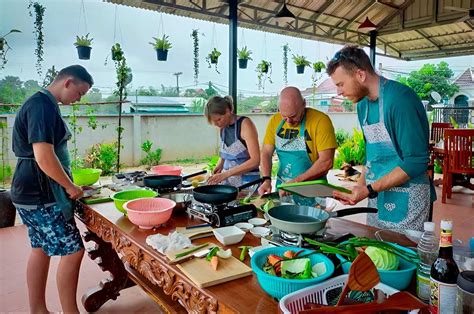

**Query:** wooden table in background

left=75, top=202, right=415, bottom=313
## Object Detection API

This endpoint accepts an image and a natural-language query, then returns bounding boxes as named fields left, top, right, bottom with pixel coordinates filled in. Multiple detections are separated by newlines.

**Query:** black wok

left=193, top=178, right=263, bottom=205
left=144, top=170, right=207, bottom=190
left=268, top=205, right=378, bottom=234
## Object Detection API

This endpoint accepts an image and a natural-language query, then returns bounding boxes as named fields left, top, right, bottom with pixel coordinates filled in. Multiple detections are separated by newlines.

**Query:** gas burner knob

left=209, top=213, right=220, bottom=227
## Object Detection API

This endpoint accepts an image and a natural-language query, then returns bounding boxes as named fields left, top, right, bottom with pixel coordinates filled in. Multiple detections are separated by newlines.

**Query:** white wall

left=1, top=112, right=359, bottom=166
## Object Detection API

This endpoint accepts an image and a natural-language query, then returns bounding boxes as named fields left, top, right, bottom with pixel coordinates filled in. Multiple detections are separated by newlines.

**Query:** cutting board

left=175, top=226, right=214, bottom=240
left=278, top=179, right=351, bottom=198
left=175, top=251, right=253, bottom=288
left=82, top=187, right=114, bottom=205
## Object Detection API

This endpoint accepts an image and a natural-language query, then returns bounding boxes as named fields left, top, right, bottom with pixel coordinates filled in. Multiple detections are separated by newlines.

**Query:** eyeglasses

left=331, top=50, right=360, bottom=68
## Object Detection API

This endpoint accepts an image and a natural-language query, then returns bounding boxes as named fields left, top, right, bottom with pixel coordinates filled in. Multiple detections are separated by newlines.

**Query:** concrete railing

left=0, top=112, right=359, bottom=166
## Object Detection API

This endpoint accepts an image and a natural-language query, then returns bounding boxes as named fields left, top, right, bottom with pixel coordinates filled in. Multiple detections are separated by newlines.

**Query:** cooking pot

left=144, top=170, right=207, bottom=190
left=193, top=178, right=263, bottom=205
left=267, top=205, right=378, bottom=234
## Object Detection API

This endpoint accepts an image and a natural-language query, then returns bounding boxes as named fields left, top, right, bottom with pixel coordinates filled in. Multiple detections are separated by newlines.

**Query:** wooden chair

left=430, top=122, right=452, bottom=144
left=442, top=129, right=474, bottom=203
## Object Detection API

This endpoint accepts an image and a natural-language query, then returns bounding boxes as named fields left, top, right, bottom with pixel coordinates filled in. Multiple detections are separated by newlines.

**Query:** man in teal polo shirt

left=327, top=45, right=434, bottom=231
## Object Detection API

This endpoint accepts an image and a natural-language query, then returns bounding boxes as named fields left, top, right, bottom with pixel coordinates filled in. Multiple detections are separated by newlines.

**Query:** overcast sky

left=1, top=0, right=473, bottom=96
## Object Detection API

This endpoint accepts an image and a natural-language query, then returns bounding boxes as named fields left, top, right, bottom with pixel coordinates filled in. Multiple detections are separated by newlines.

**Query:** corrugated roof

left=106, top=0, right=474, bottom=60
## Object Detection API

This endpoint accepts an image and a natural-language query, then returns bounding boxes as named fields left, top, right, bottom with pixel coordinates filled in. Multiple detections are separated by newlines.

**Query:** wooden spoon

left=335, top=251, right=380, bottom=306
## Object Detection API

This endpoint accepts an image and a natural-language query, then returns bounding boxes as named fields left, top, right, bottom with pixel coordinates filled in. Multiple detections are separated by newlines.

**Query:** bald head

left=279, top=86, right=306, bottom=127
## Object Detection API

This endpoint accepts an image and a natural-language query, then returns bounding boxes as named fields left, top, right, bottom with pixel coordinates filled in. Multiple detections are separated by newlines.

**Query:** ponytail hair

left=204, top=95, right=234, bottom=123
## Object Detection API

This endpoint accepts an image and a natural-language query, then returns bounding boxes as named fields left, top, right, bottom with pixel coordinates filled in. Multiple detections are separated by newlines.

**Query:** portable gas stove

left=263, top=226, right=354, bottom=248
left=113, top=171, right=147, bottom=187
left=187, top=199, right=257, bottom=227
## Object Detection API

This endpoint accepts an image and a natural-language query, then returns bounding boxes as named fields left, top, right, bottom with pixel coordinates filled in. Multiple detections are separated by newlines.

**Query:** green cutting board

left=277, top=179, right=351, bottom=198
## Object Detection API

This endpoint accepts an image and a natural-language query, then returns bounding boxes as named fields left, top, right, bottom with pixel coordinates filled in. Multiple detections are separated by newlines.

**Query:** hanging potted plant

left=111, top=43, right=124, bottom=61
left=312, top=61, right=326, bottom=73
left=74, top=33, right=93, bottom=60
left=237, top=46, right=252, bottom=69
left=282, top=43, right=290, bottom=85
left=190, top=29, right=200, bottom=85
left=28, top=1, right=46, bottom=78
left=256, top=60, right=272, bottom=90
left=149, top=34, right=172, bottom=61
left=0, top=29, right=21, bottom=70
left=293, top=54, right=311, bottom=74
left=206, top=48, right=221, bottom=73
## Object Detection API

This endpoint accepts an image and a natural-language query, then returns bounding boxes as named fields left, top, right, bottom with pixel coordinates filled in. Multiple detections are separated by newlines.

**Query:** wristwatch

left=367, top=184, right=378, bottom=199
left=261, top=176, right=272, bottom=182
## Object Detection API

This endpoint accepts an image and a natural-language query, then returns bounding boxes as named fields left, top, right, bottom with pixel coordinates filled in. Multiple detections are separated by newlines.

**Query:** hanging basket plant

left=74, top=33, right=93, bottom=60
left=237, top=46, right=253, bottom=69
left=282, top=44, right=290, bottom=85
left=190, top=29, right=200, bottom=85
left=312, top=61, right=326, bottom=73
left=256, top=60, right=272, bottom=91
left=206, top=48, right=221, bottom=74
left=111, top=43, right=124, bottom=61
left=293, top=54, right=311, bottom=74
left=0, top=29, right=21, bottom=70
left=28, top=1, right=46, bottom=78
left=150, top=34, right=172, bottom=61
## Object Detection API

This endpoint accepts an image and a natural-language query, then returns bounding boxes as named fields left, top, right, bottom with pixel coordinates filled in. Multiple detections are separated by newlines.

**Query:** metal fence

left=431, top=106, right=473, bottom=128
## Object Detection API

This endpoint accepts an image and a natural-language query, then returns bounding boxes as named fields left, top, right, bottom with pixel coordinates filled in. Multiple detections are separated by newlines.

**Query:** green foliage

left=256, top=60, right=272, bottom=91
left=292, top=54, right=310, bottom=67
left=205, top=156, right=220, bottom=172
left=206, top=48, right=222, bottom=73
left=189, top=98, right=206, bottom=113
left=271, top=161, right=279, bottom=178
left=396, top=62, right=459, bottom=103
left=335, top=129, right=350, bottom=147
left=333, top=129, right=366, bottom=169
left=191, top=29, right=200, bottom=85
left=341, top=99, right=355, bottom=112
left=449, top=116, right=459, bottom=129
left=0, top=164, right=12, bottom=182
left=74, top=33, right=93, bottom=47
left=111, top=43, right=124, bottom=62
left=136, top=86, right=159, bottom=96
left=85, top=142, right=118, bottom=175
left=237, top=46, right=252, bottom=60
left=28, top=1, right=45, bottom=78
left=0, top=29, right=21, bottom=70
left=140, top=140, right=162, bottom=168
left=282, top=44, right=290, bottom=86
left=312, top=61, right=326, bottom=72
left=150, top=35, right=172, bottom=50
left=434, top=159, right=443, bottom=174
left=42, top=65, right=58, bottom=88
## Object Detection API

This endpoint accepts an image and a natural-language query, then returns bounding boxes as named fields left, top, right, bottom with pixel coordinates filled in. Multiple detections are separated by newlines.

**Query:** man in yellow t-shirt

left=258, top=86, right=337, bottom=198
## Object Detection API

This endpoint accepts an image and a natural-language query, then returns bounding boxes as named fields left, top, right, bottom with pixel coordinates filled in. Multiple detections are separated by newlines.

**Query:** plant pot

left=0, top=189, right=16, bottom=228
left=261, top=65, right=269, bottom=73
left=156, top=49, right=168, bottom=61
left=314, top=68, right=322, bottom=73
left=210, top=57, right=219, bottom=64
left=76, top=46, right=92, bottom=60
left=296, top=65, right=305, bottom=74
left=238, top=58, right=248, bottom=69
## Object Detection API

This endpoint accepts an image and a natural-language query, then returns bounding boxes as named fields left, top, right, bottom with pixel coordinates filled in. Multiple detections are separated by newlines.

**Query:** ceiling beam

left=415, top=29, right=441, bottom=50
left=375, top=0, right=415, bottom=30
left=298, top=0, right=334, bottom=30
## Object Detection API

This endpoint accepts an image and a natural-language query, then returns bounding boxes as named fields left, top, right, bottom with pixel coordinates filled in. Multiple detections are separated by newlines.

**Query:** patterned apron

left=219, top=116, right=260, bottom=187
left=275, top=111, right=321, bottom=205
left=363, top=77, right=430, bottom=231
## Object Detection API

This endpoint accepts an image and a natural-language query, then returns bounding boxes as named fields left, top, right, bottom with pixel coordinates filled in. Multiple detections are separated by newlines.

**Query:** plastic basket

left=279, top=274, right=404, bottom=314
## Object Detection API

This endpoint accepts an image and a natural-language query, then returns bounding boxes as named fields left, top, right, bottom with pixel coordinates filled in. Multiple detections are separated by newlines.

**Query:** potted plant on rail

left=256, top=60, right=272, bottom=91
left=74, top=33, right=93, bottom=60
left=293, top=54, right=310, bottom=74
left=149, top=34, right=172, bottom=61
left=206, top=48, right=221, bottom=73
left=312, top=61, right=326, bottom=73
left=237, top=46, right=252, bottom=69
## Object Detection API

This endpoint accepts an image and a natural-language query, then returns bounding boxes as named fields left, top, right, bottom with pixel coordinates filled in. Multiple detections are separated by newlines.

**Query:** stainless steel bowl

left=160, top=193, right=192, bottom=214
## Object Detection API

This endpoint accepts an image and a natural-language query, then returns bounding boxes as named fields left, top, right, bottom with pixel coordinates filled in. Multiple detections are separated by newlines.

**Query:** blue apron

left=18, top=89, right=75, bottom=220
left=275, top=111, right=319, bottom=206
left=219, top=116, right=260, bottom=187
left=363, top=77, right=430, bottom=231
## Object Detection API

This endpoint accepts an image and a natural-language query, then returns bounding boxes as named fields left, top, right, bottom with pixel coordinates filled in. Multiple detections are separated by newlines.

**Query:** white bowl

left=250, top=226, right=271, bottom=238
left=234, top=222, right=254, bottom=232
left=248, top=217, right=267, bottom=226
left=212, top=226, right=246, bottom=246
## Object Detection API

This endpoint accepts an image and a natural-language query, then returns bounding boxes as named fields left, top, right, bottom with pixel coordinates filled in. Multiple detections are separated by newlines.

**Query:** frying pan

left=144, top=170, right=207, bottom=190
left=267, top=205, right=378, bottom=234
left=193, top=177, right=263, bottom=205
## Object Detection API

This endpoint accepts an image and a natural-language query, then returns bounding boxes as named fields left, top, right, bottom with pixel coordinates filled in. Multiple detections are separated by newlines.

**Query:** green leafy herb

left=174, top=242, right=209, bottom=259
left=206, top=247, right=220, bottom=261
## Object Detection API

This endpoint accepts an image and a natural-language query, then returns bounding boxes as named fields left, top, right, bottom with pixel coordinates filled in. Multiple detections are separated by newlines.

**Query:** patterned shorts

left=16, top=204, right=84, bottom=256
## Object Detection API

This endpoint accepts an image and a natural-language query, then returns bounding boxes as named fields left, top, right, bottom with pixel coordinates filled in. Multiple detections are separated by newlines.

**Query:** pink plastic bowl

left=150, top=165, right=183, bottom=176
left=123, top=197, right=176, bottom=229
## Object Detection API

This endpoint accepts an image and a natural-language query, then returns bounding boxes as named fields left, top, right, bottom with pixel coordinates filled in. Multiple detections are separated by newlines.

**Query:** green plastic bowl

left=110, top=189, right=158, bottom=214
left=72, top=168, right=102, bottom=186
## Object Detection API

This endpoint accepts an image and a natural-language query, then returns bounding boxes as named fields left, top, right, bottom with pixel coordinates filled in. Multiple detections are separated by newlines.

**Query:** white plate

left=250, top=226, right=271, bottom=238
left=248, top=217, right=267, bottom=226
left=234, top=222, right=254, bottom=232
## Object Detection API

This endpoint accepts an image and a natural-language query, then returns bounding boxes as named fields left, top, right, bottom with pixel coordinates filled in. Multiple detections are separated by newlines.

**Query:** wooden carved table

left=75, top=201, right=414, bottom=313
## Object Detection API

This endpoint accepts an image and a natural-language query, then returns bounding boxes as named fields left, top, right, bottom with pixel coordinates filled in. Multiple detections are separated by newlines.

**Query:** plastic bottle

left=417, top=221, right=438, bottom=302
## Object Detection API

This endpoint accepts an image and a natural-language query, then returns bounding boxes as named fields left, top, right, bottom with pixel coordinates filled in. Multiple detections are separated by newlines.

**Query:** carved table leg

left=81, top=230, right=134, bottom=312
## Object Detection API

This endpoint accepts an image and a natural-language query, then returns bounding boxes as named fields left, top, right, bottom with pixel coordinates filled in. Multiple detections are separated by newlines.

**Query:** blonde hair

left=204, top=95, right=234, bottom=123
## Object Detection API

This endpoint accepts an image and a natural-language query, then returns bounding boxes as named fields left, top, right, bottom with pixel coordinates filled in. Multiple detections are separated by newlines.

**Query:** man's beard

left=350, top=81, right=370, bottom=103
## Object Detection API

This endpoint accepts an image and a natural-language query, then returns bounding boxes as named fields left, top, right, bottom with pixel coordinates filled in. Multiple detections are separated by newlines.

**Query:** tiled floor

left=0, top=185, right=472, bottom=313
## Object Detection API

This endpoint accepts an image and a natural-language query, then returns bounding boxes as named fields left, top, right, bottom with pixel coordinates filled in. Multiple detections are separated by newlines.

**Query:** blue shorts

left=16, top=204, right=84, bottom=256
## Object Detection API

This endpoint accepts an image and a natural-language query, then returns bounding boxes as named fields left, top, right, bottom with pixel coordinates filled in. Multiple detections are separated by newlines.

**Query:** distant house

left=301, top=78, right=349, bottom=112
left=125, top=96, right=189, bottom=114
left=450, top=67, right=473, bottom=107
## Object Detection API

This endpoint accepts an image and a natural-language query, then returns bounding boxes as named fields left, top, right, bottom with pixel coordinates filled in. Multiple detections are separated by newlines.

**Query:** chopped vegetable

left=206, top=247, right=220, bottom=261
left=365, top=246, right=400, bottom=270
left=281, top=258, right=312, bottom=279
left=216, top=248, right=232, bottom=259
left=175, top=242, right=209, bottom=259
left=268, top=254, right=283, bottom=266
left=262, top=199, right=275, bottom=212
left=284, top=250, right=295, bottom=259
left=311, top=262, right=327, bottom=277
left=239, top=246, right=252, bottom=262
left=210, top=255, right=219, bottom=271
